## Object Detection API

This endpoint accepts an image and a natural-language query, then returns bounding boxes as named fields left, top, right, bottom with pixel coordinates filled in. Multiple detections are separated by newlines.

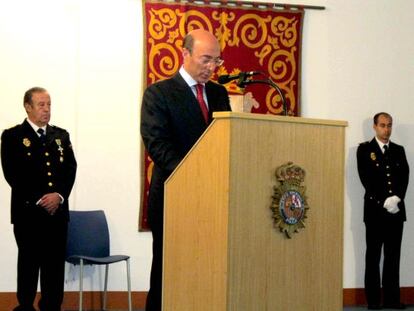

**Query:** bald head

left=183, top=29, right=219, bottom=53
left=182, top=29, right=222, bottom=83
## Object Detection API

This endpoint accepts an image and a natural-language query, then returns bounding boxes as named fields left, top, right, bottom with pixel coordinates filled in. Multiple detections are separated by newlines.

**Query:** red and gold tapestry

left=140, top=0, right=304, bottom=230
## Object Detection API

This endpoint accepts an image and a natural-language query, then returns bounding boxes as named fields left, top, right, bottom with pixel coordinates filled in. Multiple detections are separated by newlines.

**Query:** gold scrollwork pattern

left=212, top=11, right=235, bottom=51
left=228, top=14, right=271, bottom=49
left=265, top=81, right=297, bottom=116
left=268, top=48, right=296, bottom=82
left=147, top=39, right=180, bottom=83
left=270, top=16, right=299, bottom=48
left=177, top=9, right=214, bottom=36
left=144, top=1, right=303, bottom=116
left=147, top=8, right=178, bottom=40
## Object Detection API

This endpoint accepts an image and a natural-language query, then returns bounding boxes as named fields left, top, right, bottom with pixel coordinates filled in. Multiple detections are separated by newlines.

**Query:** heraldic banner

left=140, top=0, right=304, bottom=230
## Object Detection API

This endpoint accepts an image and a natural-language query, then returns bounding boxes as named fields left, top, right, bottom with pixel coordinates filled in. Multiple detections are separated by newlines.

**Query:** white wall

left=0, top=0, right=150, bottom=291
left=0, top=0, right=413, bottom=292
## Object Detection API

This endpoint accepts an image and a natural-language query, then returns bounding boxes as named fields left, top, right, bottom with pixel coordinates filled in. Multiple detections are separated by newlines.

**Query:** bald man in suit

left=141, top=29, right=231, bottom=311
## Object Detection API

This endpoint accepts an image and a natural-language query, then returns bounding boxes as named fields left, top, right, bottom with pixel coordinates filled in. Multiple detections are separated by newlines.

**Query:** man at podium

left=357, top=112, right=409, bottom=310
left=140, top=29, right=231, bottom=311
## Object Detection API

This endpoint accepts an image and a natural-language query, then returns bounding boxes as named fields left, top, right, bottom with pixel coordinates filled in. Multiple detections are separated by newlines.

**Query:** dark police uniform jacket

left=1, top=119, right=77, bottom=224
left=357, top=138, right=409, bottom=223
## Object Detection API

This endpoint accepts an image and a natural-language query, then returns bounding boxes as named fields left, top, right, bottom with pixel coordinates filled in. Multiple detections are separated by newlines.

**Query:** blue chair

left=66, top=210, right=132, bottom=311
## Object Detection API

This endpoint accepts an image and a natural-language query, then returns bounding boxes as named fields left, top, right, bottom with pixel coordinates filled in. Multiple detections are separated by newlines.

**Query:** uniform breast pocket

left=369, top=160, right=381, bottom=171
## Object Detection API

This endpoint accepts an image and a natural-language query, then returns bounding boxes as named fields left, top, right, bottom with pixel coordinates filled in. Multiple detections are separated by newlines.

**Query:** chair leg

left=79, top=259, right=84, bottom=311
left=127, top=258, right=132, bottom=311
left=103, top=264, right=109, bottom=310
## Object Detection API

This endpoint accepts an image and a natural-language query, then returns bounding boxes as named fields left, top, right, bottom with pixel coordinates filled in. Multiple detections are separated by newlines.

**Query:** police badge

left=23, top=138, right=31, bottom=147
left=270, top=162, right=309, bottom=238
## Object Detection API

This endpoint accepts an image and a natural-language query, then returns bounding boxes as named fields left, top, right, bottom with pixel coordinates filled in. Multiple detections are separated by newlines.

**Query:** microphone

left=218, top=71, right=261, bottom=84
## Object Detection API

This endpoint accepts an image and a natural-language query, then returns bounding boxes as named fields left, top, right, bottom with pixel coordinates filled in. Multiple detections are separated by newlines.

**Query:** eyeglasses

left=199, top=56, right=224, bottom=67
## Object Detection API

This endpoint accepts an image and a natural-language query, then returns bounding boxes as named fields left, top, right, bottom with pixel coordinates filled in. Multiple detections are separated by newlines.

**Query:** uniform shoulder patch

left=49, top=124, right=68, bottom=133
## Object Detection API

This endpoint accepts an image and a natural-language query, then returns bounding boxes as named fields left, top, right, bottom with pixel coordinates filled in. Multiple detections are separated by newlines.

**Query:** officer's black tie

left=383, top=144, right=389, bottom=158
left=37, top=128, right=46, bottom=144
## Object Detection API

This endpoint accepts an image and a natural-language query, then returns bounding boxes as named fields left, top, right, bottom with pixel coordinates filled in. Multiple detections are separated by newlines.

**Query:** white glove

left=383, top=195, right=401, bottom=214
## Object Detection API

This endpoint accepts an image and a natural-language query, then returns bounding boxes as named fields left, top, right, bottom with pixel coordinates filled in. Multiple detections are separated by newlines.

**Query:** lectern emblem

left=270, top=162, right=309, bottom=238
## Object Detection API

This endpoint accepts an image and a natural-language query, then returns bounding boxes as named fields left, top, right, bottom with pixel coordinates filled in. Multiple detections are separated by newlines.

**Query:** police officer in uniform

left=357, top=112, right=409, bottom=310
left=1, top=87, right=77, bottom=311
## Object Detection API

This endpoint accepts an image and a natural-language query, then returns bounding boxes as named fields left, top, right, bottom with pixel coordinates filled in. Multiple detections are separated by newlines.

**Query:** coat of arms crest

left=270, top=162, right=309, bottom=238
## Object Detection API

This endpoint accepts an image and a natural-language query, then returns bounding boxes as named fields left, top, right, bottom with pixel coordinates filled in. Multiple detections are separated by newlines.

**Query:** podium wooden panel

left=163, top=112, right=347, bottom=311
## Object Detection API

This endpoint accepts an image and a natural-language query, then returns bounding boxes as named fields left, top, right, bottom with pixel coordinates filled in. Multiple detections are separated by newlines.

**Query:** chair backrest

left=66, top=210, right=110, bottom=264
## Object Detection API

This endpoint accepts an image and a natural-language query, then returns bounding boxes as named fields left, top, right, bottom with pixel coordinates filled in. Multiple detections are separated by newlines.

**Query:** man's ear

left=24, top=102, right=32, bottom=113
left=182, top=48, right=190, bottom=58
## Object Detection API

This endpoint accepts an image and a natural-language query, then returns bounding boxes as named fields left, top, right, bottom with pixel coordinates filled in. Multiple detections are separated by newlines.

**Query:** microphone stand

left=238, top=77, right=288, bottom=116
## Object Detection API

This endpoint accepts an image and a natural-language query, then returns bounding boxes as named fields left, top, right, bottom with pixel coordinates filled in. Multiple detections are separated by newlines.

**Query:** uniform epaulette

left=49, top=124, right=66, bottom=132
left=4, top=124, right=20, bottom=131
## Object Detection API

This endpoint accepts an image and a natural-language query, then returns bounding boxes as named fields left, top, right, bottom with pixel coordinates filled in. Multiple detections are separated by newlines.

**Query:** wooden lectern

left=163, top=112, right=347, bottom=311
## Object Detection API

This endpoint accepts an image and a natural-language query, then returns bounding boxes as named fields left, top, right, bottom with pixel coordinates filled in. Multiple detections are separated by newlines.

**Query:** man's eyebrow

left=200, top=55, right=220, bottom=58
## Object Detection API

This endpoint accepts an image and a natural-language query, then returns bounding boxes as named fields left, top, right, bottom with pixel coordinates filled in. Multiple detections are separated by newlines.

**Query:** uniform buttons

left=388, top=181, right=392, bottom=185
left=47, top=172, right=52, bottom=176
left=386, top=165, right=390, bottom=169
left=48, top=182, right=53, bottom=187
left=27, top=152, right=31, bottom=156
left=387, top=173, right=390, bottom=176
left=45, top=152, right=49, bottom=156
left=389, top=190, right=393, bottom=193
left=46, top=162, right=51, bottom=166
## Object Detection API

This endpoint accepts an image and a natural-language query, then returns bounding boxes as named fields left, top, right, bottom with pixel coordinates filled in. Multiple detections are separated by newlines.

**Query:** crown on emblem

left=275, top=162, right=305, bottom=186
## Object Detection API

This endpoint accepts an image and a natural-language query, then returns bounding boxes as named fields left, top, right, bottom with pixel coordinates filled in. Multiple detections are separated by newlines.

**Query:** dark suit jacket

left=1, top=119, right=77, bottom=224
left=140, top=73, right=231, bottom=225
left=357, top=138, right=409, bottom=223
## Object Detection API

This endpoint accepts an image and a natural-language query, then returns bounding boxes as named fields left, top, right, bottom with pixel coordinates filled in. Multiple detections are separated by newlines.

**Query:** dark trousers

left=145, top=211, right=163, bottom=311
left=13, top=219, right=67, bottom=311
left=365, top=220, right=404, bottom=306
